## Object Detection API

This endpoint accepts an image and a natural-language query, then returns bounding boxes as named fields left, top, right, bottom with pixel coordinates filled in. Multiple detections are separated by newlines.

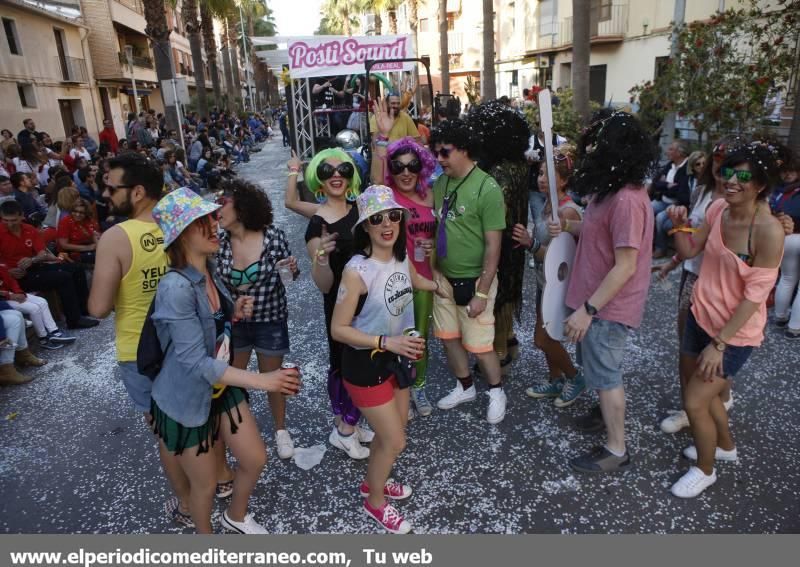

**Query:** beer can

left=403, top=329, right=422, bottom=360
left=281, top=362, right=300, bottom=396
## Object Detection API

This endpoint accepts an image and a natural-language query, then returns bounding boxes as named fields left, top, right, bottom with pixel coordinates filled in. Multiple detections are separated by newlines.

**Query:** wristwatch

left=584, top=301, right=598, bottom=316
left=713, top=337, right=727, bottom=352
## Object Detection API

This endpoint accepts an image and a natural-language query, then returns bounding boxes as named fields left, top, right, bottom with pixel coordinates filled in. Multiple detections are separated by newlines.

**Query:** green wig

left=304, top=148, right=362, bottom=203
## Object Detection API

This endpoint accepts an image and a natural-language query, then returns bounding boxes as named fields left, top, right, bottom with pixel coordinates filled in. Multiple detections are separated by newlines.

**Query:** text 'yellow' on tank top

left=115, top=219, right=168, bottom=362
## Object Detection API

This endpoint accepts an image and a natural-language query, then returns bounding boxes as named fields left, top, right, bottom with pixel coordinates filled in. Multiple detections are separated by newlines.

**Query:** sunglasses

left=433, top=147, right=453, bottom=159
left=106, top=184, right=133, bottom=195
left=316, top=162, right=354, bottom=181
left=368, top=209, right=403, bottom=226
left=720, top=167, right=753, bottom=183
left=215, top=196, right=232, bottom=206
left=388, top=159, right=423, bottom=175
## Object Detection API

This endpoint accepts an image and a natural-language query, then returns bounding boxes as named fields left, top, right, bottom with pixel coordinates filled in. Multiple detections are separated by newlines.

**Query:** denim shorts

left=576, top=318, right=631, bottom=391
left=681, top=311, right=753, bottom=379
left=232, top=320, right=290, bottom=356
left=118, top=361, right=153, bottom=413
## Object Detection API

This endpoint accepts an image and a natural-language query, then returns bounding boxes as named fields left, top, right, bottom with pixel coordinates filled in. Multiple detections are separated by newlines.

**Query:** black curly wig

left=221, top=178, right=274, bottom=231
left=466, top=100, right=530, bottom=170
left=429, top=118, right=480, bottom=159
left=572, top=109, right=658, bottom=203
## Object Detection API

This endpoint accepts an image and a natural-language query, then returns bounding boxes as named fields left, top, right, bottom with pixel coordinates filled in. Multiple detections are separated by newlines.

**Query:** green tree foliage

left=630, top=0, right=800, bottom=147
left=524, top=88, right=600, bottom=143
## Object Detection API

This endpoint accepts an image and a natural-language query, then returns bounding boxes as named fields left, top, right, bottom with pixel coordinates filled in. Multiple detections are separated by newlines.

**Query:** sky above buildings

left=273, top=0, right=323, bottom=37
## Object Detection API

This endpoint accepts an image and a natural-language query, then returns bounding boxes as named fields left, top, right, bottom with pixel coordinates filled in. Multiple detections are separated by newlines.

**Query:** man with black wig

left=466, top=100, right=530, bottom=371
left=429, top=119, right=508, bottom=424
left=550, top=109, right=657, bottom=473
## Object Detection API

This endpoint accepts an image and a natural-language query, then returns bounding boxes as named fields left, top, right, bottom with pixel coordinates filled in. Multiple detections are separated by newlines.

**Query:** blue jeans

left=654, top=210, right=674, bottom=252
left=576, top=318, right=631, bottom=391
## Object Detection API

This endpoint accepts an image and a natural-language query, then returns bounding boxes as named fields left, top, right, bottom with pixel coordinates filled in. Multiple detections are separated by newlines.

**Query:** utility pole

left=239, top=3, right=255, bottom=112
left=124, top=45, right=141, bottom=116
left=660, top=0, right=686, bottom=155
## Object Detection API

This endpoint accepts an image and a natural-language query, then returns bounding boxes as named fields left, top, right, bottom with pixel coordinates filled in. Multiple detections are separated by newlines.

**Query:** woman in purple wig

left=371, top=99, right=438, bottom=417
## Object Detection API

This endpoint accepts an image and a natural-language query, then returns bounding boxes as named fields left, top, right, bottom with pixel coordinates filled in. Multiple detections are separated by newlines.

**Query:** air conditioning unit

left=537, top=56, right=550, bottom=68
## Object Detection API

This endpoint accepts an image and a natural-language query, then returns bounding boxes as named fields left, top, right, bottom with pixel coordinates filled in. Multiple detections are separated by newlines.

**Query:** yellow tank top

left=115, top=220, right=168, bottom=362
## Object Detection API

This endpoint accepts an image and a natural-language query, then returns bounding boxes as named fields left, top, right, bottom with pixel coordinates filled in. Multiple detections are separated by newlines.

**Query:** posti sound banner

left=287, top=35, right=416, bottom=79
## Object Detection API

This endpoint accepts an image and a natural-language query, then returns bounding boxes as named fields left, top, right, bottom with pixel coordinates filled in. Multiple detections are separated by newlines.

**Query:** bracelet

left=287, top=171, right=299, bottom=177
left=288, top=166, right=300, bottom=172
left=374, top=335, right=381, bottom=350
left=376, top=134, right=389, bottom=142
left=379, top=335, right=386, bottom=350
left=562, top=218, right=570, bottom=232
left=376, top=140, right=389, bottom=148
left=434, top=280, right=440, bottom=291
left=528, top=237, right=541, bottom=255
left=474, top=291, right=489, bottom=300
left=668, top=226, right=698, bottom=236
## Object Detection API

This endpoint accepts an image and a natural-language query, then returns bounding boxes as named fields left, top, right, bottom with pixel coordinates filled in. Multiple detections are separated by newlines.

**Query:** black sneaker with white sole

left=47, top=330, right=77, bottom=344
left=38, top=338, right=65, bottom=350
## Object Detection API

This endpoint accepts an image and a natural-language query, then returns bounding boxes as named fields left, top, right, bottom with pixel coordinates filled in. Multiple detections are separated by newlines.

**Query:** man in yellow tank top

left=88, top=154, right=192, bottom=527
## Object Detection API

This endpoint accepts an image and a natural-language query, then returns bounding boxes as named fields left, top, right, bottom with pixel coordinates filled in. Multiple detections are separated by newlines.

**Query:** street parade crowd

left=1, top=86, right=799, bottom=535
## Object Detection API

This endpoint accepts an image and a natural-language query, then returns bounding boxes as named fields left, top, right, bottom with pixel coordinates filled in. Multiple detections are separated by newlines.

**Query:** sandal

left=164, top=496, right=194, bottom=528
left=216, top=479, right=234, bottom=499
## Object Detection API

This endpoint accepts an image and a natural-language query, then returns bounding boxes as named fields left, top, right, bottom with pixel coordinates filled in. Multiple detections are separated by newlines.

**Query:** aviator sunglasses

left=433, top=147, right=454, bottom=159
left=368, top=209, right=404, bottom=226
left=388, top=159, right=423, bottom=175
left=720, top=167, right=753, bottom=183
left=316, top=161, right=355, bottom=181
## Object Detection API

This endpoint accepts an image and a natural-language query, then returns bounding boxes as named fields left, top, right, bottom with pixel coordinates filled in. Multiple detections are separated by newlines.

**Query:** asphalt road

left=1, top=139, right=798, bottom=534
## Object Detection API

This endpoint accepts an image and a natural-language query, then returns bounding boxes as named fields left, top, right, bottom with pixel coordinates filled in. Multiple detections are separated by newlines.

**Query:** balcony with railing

left=118, top=51, right=154, bottom=69
left=447, top=32, right=463, bottom=55
left=560, top=4, right=628, bottom=47
left=114, top=0, right=143, bottom=14
left=54, top=56, right=88, bottom=83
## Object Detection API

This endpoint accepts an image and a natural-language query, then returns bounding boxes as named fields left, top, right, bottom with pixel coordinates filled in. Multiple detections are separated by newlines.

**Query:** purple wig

left=385, top=136, right=437, bottom=198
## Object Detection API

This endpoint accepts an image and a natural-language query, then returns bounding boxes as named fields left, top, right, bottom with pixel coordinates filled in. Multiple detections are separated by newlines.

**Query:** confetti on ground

left=1, top=141, right=798, bottom=534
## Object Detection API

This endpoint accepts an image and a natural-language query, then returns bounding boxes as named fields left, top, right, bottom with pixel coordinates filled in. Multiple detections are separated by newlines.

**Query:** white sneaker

left=221, top=510, right=268, bottom=534
left=486, top=388, right=507, bottom=424
left=355, top=424, right=375, bottom=443
left=275, top=429, right=294, bottom=460
left=437, top=382, right=477, bottom=410
left=682, top=445, right=738, bottom=462
left=670, top=466, right=717, bottom=498
left=723, top=392, right=734, bottom=412
left=329, top=426, right=370, bottom=460
left=660, top=409, right=690, bottom=434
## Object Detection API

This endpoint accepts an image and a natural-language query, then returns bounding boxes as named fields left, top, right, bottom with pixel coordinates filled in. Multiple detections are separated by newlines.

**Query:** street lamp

left=124, top=44, right=141, bottom=116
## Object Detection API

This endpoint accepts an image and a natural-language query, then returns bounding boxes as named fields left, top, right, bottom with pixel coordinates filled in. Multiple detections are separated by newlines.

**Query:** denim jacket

left=151, top=262, right=233, bottom=427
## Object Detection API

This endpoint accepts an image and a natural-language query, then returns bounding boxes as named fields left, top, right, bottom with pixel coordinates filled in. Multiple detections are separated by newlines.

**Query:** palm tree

left=142, top=0, right=180, bottom=131
left=221, top=17, right=238, bottom=111
left=481, top=0, right=496, bottom=100
left=438, top=0, right=449, bottom=96
left=179, top=0, right=209, bottom=117
left=572, top=0, right=591, bottom=124
left=321, top=0, right=360, bottom=36
left=200, top=2, right=223, bottom=110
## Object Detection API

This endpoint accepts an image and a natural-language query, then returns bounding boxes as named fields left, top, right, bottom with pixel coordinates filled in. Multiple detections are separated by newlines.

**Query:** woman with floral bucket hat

left=149, top=187, right=301, bottom=534
left=331, top=185, right=439, bottom=534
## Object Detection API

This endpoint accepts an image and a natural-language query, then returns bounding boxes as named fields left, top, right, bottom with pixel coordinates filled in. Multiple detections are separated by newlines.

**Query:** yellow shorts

left=433, top=277, right=497, bottom=354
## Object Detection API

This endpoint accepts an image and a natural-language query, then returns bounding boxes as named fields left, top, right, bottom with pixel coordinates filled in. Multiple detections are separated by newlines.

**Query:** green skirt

left=151, top=387, right=249, bottom=456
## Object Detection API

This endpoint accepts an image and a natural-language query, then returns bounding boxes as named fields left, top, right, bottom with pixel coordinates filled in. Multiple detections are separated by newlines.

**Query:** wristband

left=668, top=226, right=698, bottom=236
left=374, top=335, right=381, bottom=350
left=474, top=291, right=489, bottom=300
left=288, top=166, right=300, bottom=172
left=528, top=237, right=541, bottom=255
left=287, top=171, right=299, bottom=177
left=376, top=134, right=389, bottom=142
left=376, top=140, right=389, bottom=148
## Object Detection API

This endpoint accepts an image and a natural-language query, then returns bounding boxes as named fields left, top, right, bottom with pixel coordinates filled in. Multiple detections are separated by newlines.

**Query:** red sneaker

left=359, top=478, right=412, bottom=500
left=363, top=500, right=412, bottom=534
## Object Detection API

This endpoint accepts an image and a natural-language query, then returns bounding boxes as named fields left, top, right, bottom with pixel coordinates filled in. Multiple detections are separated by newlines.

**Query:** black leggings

left=19, top=263, right=89, bottom=327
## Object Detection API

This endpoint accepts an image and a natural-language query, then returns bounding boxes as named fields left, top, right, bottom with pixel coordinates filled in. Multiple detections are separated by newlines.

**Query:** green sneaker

left=525, top=377, right=565, bottom=399
left=554, top=371, right=586, bottom=408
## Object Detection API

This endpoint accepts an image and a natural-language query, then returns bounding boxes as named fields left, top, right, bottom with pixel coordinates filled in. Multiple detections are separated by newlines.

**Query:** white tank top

left=345, top=254, right=415, bottom=349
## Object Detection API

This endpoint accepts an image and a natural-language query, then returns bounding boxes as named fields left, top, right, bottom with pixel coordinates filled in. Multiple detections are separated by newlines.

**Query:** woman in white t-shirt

left=331, top=185, right=437, bottom=535
left=69, top=136, right=90, bottom=162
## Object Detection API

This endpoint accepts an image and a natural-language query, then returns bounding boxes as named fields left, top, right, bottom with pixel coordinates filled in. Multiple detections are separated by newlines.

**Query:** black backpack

left=136, top=270, right=190, bottom=380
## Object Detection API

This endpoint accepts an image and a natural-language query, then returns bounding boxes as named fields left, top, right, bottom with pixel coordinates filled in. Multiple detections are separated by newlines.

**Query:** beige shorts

left=433, top=277, right=497, bottom=354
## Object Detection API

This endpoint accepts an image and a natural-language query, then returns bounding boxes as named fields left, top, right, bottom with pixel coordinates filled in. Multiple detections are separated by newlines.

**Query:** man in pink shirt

left=550, top=110, right=657, bottom=473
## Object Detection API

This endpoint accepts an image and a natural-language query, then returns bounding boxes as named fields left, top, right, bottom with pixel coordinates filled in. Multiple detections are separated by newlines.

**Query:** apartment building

left=1, top=0, right=101, bottom=138
left=80, top=0, right=218, bottom=136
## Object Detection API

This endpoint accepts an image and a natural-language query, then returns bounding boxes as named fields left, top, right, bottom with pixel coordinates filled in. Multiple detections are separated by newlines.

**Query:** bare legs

left=442, top=338, right=501, bottom=386
left=598, top=387, right=626, bottom=454
left=358, top=388, right=410, bottom=508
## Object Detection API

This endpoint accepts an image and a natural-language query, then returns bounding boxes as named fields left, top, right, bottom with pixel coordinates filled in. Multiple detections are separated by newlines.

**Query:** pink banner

left=287, top=35, right=416, bottom=79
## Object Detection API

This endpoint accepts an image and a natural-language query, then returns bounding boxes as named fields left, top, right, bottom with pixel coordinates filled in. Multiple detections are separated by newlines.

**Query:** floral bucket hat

left=152, top=187, right=220, bottom=248
left=353, top=185, right=409, bottom=231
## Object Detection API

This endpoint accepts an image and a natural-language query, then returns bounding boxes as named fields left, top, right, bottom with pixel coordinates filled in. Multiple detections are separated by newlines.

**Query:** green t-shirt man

left=433, top=166, right=507, bottom=279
